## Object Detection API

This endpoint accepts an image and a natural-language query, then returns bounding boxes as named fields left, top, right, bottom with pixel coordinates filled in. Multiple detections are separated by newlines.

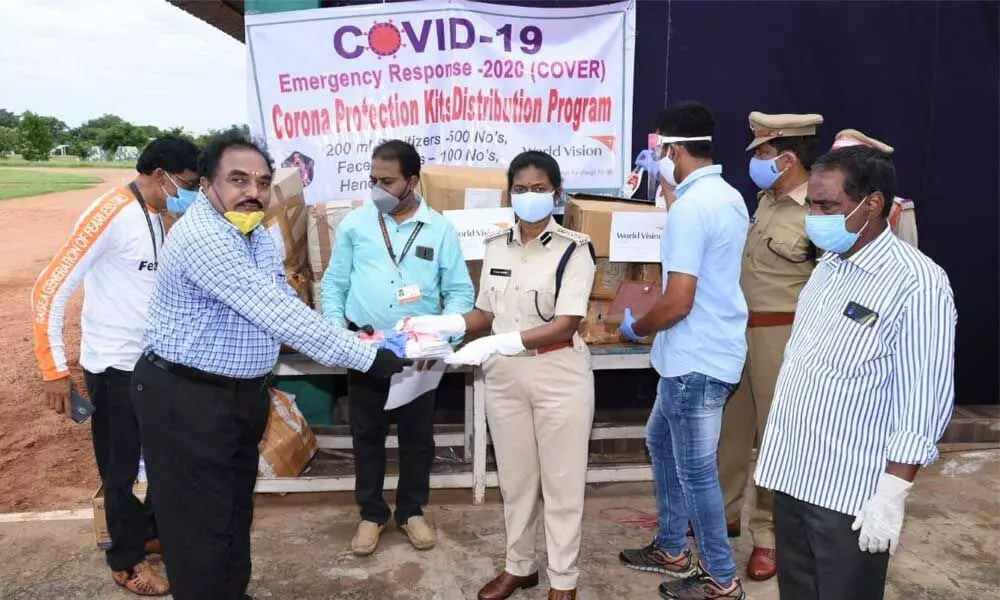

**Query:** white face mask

left=511, top=191, right=555, bottom=223
left=658, top=148, right=678, bottom=187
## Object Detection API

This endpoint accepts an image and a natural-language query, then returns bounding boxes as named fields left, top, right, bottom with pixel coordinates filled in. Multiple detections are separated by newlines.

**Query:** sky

left=0, top=0, right=247, bottom=133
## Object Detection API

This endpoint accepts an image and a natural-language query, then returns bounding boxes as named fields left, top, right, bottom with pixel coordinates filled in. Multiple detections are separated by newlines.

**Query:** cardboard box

left=258, top=388, right=318, bottom=479
left=633, top=263, right=662, bottom=284
left=419, top=165, right=510, bottom=213
left=579, top=299, right=623, bottom=345
left=307, top=202, right=360, bottom=278
left=563, top=196, right=664, bottom=257
left=592, top=259, right=632, bottom=300
left=265, top=167, right=310, bottom=274
left=311, top=279, right=324, bottom=314
left=93, top=481, right=148, bottom=549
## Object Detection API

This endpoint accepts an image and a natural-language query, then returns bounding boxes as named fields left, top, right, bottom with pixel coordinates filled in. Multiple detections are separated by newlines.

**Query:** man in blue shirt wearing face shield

left=321, top=139, right=474, bottom=557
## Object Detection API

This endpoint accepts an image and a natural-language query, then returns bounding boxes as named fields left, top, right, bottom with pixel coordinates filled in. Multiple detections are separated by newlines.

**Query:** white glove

left=444, top=332, right=524, bottom=366
left=851, top=472, right=913, bottom=555
left=395, top=314, right=466, bottom=336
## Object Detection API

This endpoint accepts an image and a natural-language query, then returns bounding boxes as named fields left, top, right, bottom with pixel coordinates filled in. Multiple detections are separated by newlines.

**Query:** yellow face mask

left=224, top=211, right=265, bottom=234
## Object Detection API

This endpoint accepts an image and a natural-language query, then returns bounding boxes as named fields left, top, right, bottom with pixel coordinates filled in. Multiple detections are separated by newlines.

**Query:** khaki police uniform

left=477, top=218, right=596, bottom=590
left=718, top=112, right=822, bottom=550
left=833, top=129, right=919, bottom=248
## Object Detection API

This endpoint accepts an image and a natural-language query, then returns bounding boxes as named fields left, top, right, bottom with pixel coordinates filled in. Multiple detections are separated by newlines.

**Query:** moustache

left=236, top=200, right=263, bottom=210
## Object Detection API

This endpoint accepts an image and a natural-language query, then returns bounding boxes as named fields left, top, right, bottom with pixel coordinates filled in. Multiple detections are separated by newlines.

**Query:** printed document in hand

left=385, top=361, right=447, bottom=411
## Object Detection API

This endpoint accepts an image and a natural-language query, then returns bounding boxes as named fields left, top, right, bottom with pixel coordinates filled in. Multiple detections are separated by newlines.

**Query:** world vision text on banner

left=246, top=0, right=636, bottom=205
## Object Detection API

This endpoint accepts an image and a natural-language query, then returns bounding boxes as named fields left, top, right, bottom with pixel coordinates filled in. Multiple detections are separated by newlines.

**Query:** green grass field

left=0, top=169, right=104, bottom=201
left=0, top=155, right=135, bottom=170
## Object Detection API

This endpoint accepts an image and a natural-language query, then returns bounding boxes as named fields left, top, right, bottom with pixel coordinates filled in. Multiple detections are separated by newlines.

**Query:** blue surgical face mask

left=748, top=153, right=790, bottom=190
left=163, top=174, right=198, bottom=214
left=511, top=191, right=555, bottom=223
left=804, top=197, right=870, bottom=253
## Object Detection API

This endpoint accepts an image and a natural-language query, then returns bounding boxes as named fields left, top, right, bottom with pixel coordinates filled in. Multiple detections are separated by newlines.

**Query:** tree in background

left=0, top=126, right=18, bottom=157
left=99, top=122, right=149, bottom=154
left=0, top=108, right=251, bottom=161
left=18, top=112, right=56, bottom=161
left=196, top=124, right=250, bottom=147
left=0, top=109, right=19, bottom=129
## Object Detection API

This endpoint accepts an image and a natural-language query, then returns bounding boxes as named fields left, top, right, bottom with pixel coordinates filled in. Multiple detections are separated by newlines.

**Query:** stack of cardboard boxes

left=563, top=196, right=664, bottom=345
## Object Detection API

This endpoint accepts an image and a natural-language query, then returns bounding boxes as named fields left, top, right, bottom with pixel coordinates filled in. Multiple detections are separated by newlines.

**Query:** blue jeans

left=646, top=372, right=737, bottom=586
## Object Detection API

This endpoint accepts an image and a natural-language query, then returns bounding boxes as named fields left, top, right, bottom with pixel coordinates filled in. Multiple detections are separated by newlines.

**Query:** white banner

left=444, top=207, right=515, bottom=260
left=609, top=211, right=666, bottom=263
left=246, top=0, right=636, bottom=205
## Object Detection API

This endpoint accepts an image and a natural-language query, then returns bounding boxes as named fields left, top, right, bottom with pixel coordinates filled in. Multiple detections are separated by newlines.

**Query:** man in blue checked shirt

left=755, top=146, right=956, bottom=600
left=321, top=139, right=474, bottom=557
left=133, top=133, right=411, bottom=600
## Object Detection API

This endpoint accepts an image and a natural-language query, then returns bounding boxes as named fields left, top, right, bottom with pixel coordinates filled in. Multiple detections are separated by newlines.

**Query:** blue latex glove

left=635, top=149, right=659, bottom=180
left=379, top=330, right=408, bottom=358
left=619, top=308, right=644, bottom=342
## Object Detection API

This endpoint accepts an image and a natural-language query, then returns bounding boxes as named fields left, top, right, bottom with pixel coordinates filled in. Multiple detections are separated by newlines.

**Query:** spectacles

left=168, top=173, right=200, bottom=191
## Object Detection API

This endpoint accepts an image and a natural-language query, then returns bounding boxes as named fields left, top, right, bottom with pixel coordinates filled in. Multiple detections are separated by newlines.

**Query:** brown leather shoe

left=111, top=561, right=170, bottom=596
left=686, top=520, right=741, bottom=538
left=477, top=571, right=539, bottom=600
left=747, top=547, right=777, bottom=581
left=143, top=538, right=162, bottom=555
left=548, top=589, right=577, bottom=600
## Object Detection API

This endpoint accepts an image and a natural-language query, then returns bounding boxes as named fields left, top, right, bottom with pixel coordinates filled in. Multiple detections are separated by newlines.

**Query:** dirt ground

left=0, top=452, right=998, bottom=599
left=0, top=168, right=133, bottom=512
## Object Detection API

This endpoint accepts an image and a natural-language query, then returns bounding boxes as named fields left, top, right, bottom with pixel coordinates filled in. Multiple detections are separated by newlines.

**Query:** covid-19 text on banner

left=246, top=0, right=636, bottom=206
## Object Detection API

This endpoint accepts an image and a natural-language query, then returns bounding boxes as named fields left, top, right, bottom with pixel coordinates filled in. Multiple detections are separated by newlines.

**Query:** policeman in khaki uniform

left=406, top=151, right=596, bottom=600
left=832, top=129, right=919, bottom=248
left=718, top=111, right=823, bottom=582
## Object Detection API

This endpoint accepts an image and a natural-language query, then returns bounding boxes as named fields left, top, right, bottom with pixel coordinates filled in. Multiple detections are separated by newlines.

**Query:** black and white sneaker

left=658, top=567, right=746, bottom=600
left=618, top=543, right=697, bottom=577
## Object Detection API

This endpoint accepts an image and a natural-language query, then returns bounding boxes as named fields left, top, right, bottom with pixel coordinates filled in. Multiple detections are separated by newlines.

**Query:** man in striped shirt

left=755, top=146, right=956, bottom=600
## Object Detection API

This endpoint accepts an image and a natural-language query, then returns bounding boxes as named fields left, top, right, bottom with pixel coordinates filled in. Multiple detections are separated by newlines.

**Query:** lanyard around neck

left=377, top=212, right=423, bottom=269
left=128, top=182, right=165, bottom=264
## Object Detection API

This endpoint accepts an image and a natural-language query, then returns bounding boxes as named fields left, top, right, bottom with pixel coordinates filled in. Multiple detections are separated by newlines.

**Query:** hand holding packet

left=358, top=327, right=453, bottom=360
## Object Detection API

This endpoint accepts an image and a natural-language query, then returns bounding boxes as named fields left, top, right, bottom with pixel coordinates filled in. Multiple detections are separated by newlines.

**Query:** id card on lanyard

left=378, top=213, right=424, bottom=304
left=129, top=182, right=165, bottom=263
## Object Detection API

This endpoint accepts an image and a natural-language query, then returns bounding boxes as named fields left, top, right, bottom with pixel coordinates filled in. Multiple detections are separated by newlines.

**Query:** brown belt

left=748, top=311, right=796, bottom=328
left=535, top=340, right=574, bottom=355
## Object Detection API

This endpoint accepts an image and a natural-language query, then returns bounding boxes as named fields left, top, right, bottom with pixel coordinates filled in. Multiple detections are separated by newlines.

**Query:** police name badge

left=396, top=285, right=422, bottom=304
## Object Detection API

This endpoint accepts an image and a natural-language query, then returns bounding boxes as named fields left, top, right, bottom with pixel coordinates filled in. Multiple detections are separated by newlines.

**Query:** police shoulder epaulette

left=550, top=226, right=591, bottom=246
left=485, top=227, right=513, bottom=244
left=894, top=197, right=915, bottom=210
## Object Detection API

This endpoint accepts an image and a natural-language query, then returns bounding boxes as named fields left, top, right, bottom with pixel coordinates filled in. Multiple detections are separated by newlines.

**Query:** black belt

left=142, top=351, right=270, bottom=389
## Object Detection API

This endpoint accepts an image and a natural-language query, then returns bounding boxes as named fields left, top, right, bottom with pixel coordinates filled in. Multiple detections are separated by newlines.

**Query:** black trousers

left=775, top=492, right=891, bottom=600
left=132, top=356, right=270, bottom=600
left=84, top=367, right=156, bottom=572
left=347, top=369, right=436, bottom=526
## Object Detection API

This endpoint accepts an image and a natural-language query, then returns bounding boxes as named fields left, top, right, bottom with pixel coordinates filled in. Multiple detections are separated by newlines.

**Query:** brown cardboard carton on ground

left=258, top=388, right=318, bottom=478
left=592, top=259, right=632, bottom=300
left=563, top=196, right=664, bottom=258
left=93, top=481, right=148, bottom=549
left=306, top=201, right=362, bottom=278
left=419, top=165, right=510, bottom=212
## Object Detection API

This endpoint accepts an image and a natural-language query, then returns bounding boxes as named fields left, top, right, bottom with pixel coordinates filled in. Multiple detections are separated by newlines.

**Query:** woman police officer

left=406, top=151, right=596, bottom=600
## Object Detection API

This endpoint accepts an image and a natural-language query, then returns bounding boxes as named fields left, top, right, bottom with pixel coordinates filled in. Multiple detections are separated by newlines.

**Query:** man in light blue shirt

left=618, top=102, right=749, bottom=600
left=321, top=140, right=474, bottom=556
